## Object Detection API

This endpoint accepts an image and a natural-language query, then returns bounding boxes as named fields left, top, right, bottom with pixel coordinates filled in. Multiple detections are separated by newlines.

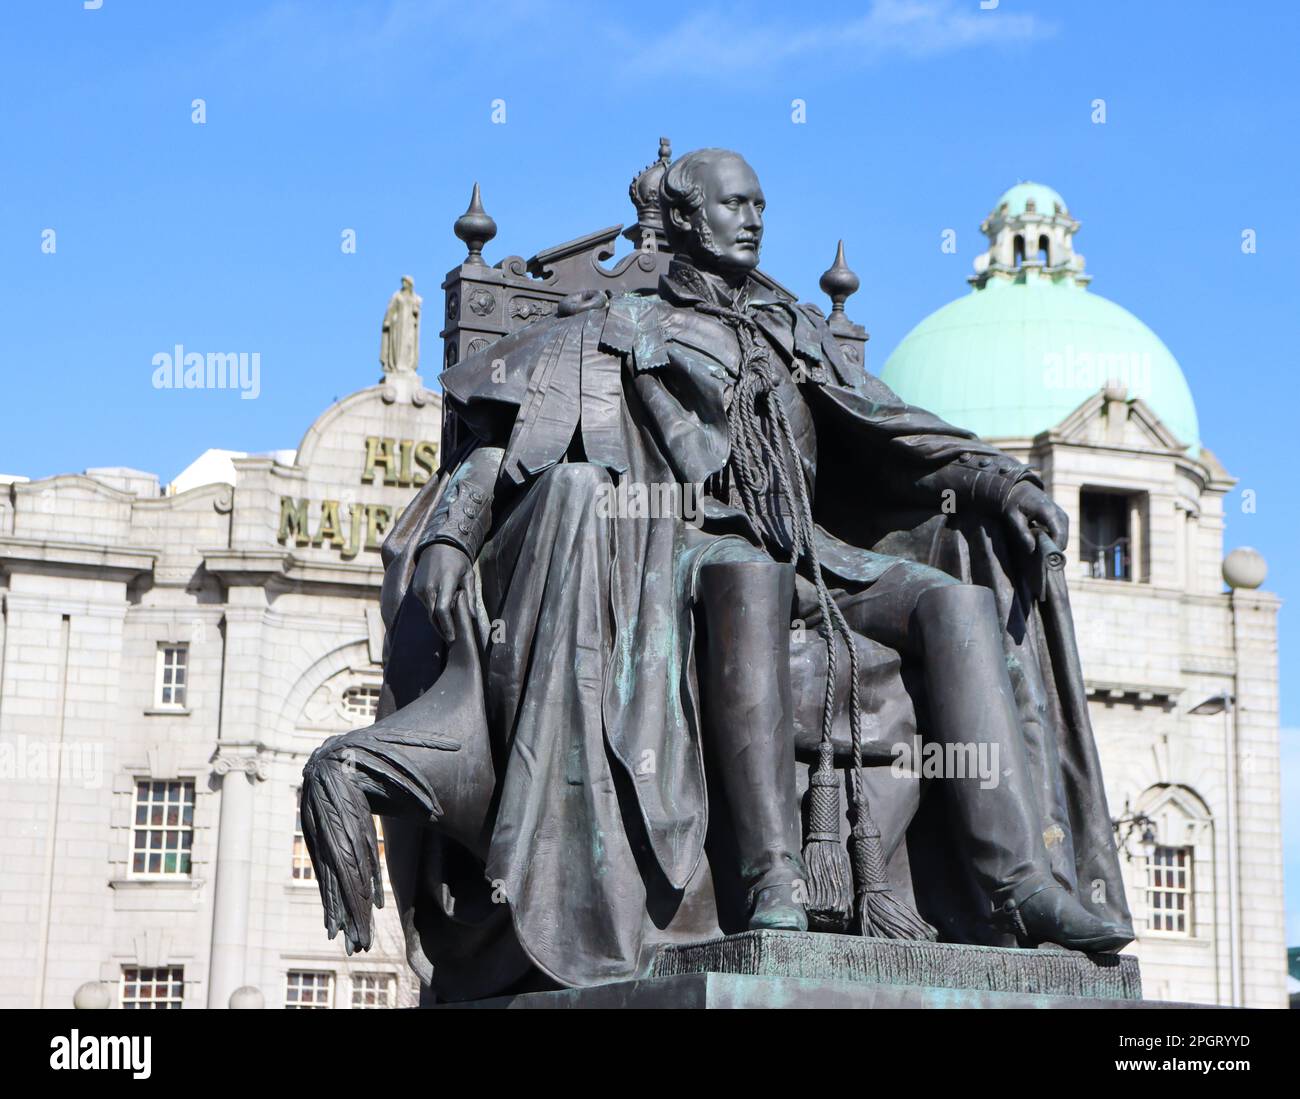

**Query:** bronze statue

left=301, top=146, right=1133, bottom=1002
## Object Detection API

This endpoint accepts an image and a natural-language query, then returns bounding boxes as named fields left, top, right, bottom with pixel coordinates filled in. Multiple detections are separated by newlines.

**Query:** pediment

left=1051, top=387, right=1186, bottom=451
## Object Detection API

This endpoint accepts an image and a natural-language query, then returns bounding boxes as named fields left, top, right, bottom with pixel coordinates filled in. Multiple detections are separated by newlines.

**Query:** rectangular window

left=350, top=972, right=395, bottom=1009
left=1147, top=845, right=1193, bottom=935
left=286, top=970, right=334, bottom=1009
left=292, top=804, right=315, bottom=881
left=121, top=965, right=184, bottom=1009
left=291, top=799, right=383, bottom=886
left=341, top=683, right=381, bottom=720
left=1080, top=489, right=1136, bottom=581
left=131, top=780, right=195, bottom=876
left=154, top=643, right=189, bottom=708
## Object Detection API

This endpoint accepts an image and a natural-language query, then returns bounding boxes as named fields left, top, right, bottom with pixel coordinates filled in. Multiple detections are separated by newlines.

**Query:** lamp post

left=1111, top=798, right=1158, bottom=861
left=1188, top=690, right=1238, bottom=1007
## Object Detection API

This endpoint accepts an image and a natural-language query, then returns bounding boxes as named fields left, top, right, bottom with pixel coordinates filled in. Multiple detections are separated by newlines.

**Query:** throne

left=302, top=141, right=1135, bottom=1005
left=419, top=139, right=927, bottom=926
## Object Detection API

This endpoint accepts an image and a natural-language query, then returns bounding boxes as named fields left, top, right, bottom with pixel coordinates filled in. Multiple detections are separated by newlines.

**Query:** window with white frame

left=350, top=972, right=396, bottom=1009
left=292, top=802, right=315, bottom=881
left=1147, top=845, right=1193, bottom=934
left=341, top=683, right=381, bottom=720
left=154, top=642, right=189, bottom=708
left=131, top=780, right=195, bottom=876
left=286, top=969, right=334, bottom=1009
left=121, top=965, right=184, bottom=1009
left=292, top=796, right=384, bottom=887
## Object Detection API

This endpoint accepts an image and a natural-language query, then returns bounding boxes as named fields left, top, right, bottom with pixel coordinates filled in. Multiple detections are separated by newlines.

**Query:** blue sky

left=0, top=1, right=1297, bottom=939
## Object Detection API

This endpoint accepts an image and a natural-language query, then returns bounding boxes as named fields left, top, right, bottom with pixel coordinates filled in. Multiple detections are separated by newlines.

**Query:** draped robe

left=372, top=258, right=1131, bottom=1000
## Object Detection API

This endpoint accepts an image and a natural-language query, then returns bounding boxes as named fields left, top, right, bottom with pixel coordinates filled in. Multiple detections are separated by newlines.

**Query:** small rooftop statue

left=302, top=141, right=1134, bottom=1003
left=379, top=275, right=422, bottom=376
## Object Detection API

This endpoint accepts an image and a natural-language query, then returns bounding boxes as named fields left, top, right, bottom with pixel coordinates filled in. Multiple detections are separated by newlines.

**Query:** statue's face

left=680, top=155, right=765, bottom=274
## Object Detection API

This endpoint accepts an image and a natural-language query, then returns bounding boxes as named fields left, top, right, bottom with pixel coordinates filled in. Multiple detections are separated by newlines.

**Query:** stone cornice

left=1073, top=579, right=1234, bottom=605
left=200, top=546, right=385, bottom=592
left=1085, top=681, right=1181, bottom=710
left=200, top=548, right=293, bottom=579
left=1228, top=588, right=1282, bottom=610
left=281, top=556, right=385, bottom=589
left=0, top=536, right=158, bottom=579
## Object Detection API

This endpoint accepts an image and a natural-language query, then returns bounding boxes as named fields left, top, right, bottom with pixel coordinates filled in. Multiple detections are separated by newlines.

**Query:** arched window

left=1148, top=845, right=1193, bottom=934
left=1038, top=234, right=1050, bottom=265
left=1127, top=784, right=1214, bottom=940
left=1013, top=234, right=1025, bottom=267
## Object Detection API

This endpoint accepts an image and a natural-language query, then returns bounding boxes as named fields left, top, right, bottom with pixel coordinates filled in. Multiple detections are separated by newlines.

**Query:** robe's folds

left=373, top=272, right=1130, bottom=999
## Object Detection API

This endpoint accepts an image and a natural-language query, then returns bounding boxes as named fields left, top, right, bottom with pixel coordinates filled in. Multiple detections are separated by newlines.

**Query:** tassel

left=801, top=741, right=853, bottom=930
left=703, top=297, right=921, bottom=939
left=850, top=804, right=936, bottom=940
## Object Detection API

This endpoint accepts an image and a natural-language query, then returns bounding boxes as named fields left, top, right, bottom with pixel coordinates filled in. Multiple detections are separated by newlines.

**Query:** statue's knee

left=700, top=557, right=792, bottom=584
left=914, top=580, right=996, bottom=629
left=698, top=558, right=794, bottom=628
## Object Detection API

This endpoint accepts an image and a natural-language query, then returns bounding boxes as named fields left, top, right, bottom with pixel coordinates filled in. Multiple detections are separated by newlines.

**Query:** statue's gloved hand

left=414, top=542, right=474, bottom=643
left=1004, top=481, right=1069, bottom=554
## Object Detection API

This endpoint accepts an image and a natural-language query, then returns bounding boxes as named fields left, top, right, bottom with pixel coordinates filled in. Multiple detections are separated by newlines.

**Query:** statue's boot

left=699, top=559, right=808, bottom=932
left=914, top=583, right=1132, bottom=953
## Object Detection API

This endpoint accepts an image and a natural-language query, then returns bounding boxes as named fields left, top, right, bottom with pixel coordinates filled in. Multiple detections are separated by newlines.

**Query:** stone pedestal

left=441, top=930, right=1211, bottom=1009
left=653, top=930, right=1141, bottom=999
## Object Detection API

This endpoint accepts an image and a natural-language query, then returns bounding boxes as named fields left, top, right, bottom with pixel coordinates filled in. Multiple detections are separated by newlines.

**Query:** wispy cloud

left=192, top=0, right=1055, bottom=91
left=609, top=0, right=1056, bottom=79
left=198, top=0, right=550, bottom=85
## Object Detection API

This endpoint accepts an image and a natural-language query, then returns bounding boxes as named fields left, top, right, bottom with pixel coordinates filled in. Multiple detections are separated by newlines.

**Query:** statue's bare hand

left=1004, top=482, right=1069, bottom=554
left=413, top=543, right=474, bottom=643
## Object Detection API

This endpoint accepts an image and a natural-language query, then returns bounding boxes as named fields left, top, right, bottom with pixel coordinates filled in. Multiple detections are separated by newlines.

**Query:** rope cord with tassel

left=695, top=296, right=935, bottom=940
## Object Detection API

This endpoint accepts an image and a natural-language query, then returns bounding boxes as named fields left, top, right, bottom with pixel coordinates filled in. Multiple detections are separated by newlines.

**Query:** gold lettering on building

left=362, top=436, right=436, bottom=487
left=276, top=436, right=435, bottom=557
left=278, top=497, right=311, bottom=546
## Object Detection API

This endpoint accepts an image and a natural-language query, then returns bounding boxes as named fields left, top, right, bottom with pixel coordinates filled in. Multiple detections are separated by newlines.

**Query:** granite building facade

left=882, top=183, right=1285, bottom=1007
left=0, top=369, right=439, bottom=1009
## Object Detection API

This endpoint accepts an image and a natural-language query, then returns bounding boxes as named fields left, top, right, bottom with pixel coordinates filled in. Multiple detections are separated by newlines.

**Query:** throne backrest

left=439, top=140, right=866, bottom=374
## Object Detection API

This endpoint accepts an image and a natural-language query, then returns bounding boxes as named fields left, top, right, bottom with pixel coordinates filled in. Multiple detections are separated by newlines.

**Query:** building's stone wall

left=0, top=375, right=439, bottom=1009
left=997, top=389, right=1285, bottom=1008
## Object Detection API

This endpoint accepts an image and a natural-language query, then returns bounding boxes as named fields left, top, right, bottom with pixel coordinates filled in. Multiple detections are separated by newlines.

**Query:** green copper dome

left=880, top=187, right=1200, bottom=453
left=994, top=181, right=1068, bottom=217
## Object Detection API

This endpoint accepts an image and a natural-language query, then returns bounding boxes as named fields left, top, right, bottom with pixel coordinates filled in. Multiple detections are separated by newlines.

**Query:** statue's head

left=400, top=275, right=414, bottom=292
left=661, top=149, right=765, bottom=278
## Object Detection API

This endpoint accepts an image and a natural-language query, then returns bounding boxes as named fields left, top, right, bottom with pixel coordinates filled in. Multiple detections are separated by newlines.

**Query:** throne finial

left=454, top=182, right=497, bottom=266
left=819, top=240, right=860, bottom=316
